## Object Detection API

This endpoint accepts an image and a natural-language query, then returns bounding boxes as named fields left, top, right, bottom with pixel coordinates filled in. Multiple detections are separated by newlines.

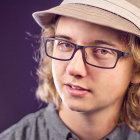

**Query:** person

left=1, top=0, right=140, bottom=139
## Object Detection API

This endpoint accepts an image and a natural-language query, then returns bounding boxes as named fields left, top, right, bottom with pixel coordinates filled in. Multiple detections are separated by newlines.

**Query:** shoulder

left=125, top=126, right=140, bottom=140
left=119, top=125, right=140, bottom=140
left=105, top=124, right=140, bottom=140
left=0, top=103, right=56, bottom=140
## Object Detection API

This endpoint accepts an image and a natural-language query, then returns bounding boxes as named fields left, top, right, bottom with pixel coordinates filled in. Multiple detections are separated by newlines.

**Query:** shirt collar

left=44, top=103, right=79, bottom=140
left=103, top=125, right=130, bottom=140
left=44, top=103, right=130, bottom=140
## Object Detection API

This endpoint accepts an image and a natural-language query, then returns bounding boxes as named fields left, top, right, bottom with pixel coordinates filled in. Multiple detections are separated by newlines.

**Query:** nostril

left=71, top=73, right=82, bottom=78
left=75, top=74, right=82, bottom=79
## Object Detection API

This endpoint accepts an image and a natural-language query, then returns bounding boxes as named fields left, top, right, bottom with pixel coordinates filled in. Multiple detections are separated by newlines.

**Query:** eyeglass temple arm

left=123, top=52, right=132, bottom=57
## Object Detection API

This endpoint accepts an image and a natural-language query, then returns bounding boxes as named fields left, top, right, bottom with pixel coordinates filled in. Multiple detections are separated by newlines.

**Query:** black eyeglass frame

left=43, top=37, right=132, bottom=69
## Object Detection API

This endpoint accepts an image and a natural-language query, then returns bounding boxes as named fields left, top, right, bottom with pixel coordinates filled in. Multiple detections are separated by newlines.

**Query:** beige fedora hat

left=32, top=0, right=140, bottom=38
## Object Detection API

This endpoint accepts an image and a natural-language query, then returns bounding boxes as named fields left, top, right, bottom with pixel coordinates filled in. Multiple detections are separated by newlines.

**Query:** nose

left=66, top=50, right=87, bottom=77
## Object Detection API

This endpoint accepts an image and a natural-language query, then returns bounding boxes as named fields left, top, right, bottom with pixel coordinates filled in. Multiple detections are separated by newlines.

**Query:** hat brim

left=32, top=4, right=140, bottom=37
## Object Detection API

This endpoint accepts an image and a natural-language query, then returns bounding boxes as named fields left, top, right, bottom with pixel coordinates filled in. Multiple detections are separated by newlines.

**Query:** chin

left=63, top=101, right=92, bottom=113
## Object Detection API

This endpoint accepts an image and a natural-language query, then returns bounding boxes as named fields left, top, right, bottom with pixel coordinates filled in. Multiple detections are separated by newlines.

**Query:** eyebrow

left=93, top=40, right=116, bottom=47
left=55, top=34, right=72, bottom=41
left=55, top=34, right=116, bottom=47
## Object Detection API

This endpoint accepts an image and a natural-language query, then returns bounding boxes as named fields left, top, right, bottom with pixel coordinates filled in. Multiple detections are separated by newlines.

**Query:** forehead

left=56, top=16, right=124, bottom=37
left=55, top=16, right=127, bottom=47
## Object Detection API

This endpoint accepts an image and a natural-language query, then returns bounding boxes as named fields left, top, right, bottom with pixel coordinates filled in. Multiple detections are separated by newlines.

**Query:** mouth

left=64, top=83, right=91, bottom=96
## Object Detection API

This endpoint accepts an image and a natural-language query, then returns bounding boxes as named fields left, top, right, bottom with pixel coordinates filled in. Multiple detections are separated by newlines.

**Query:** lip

left=65, top=83, right=91, bottom=96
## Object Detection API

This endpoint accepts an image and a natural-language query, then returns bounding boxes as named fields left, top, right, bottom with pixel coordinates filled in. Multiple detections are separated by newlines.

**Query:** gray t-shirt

left=0, top=103, right=140, bottom=140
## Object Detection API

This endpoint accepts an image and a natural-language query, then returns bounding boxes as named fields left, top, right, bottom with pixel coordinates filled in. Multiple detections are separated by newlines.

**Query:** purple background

left=0, top=0, right=62, bottom=133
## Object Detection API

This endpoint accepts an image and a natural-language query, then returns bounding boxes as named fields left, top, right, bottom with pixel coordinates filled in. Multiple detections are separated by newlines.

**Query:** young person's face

left=52, top=16, right=135, bottom=113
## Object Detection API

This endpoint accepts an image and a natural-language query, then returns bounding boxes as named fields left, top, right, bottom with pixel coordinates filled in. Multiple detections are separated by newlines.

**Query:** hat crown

left=61, top=0, right=140, bottom=30
left=126, top=0, right=140, bottom=9
left=32, top=0, right=140, bottom=38
left=61, top=0, right=140, bottom=13
left=62, top=0, right=140, bottom=10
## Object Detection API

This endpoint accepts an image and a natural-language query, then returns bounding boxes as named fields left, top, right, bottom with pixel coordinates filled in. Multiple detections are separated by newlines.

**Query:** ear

left=131, top=68, right=140, bottom=84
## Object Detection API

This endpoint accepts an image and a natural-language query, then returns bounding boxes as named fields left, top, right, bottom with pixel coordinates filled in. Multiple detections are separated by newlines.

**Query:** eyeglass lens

left=45, top=39, right=119, bottom=68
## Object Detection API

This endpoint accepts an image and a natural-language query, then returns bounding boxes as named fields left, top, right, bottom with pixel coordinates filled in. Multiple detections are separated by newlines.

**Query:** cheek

left=114, top=58, right=134, bottom=86
left=52, top=60, right=67, bottom=91
left=110, top=64, right=133, bottom=95
left=52, top=60, right=67, bottom=76
left=89, top=59, right=134, bottom=98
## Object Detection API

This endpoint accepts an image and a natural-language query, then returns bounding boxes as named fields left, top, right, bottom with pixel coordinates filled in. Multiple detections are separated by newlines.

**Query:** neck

left=59, top=104, right=120, bottom=140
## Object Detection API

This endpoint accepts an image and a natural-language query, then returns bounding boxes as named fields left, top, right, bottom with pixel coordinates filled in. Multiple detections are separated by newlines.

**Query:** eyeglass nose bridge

left=70, top=44, right=86, bottom=60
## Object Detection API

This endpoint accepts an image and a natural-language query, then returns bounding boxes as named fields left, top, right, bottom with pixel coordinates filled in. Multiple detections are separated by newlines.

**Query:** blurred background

left=0, top=0, right=62, bottom=133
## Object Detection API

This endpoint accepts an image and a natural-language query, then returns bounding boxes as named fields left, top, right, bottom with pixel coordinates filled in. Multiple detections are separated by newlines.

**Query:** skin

left=51, top=16, right=138, bottom=140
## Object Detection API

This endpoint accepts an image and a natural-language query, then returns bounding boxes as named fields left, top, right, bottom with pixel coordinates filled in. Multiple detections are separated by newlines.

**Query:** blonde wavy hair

left=35, top=18, right=140, bottom=132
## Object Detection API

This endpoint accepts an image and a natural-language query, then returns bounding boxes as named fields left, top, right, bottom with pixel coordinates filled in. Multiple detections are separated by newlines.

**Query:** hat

left=32, top=0, right=140, bottom=38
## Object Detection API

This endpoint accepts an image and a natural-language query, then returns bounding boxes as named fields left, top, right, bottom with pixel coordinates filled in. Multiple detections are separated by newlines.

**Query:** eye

left=56, top=40, right=74, bottom=51
left=58, top=41, right=71, bottom=47
left=96, top=48, right=111, bottom=55
left=90, top=47, right=116, bottom=59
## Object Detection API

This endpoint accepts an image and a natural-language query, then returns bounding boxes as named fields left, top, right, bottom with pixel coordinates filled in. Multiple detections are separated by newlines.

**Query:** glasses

left=43, top=37, right=132, bottom=69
